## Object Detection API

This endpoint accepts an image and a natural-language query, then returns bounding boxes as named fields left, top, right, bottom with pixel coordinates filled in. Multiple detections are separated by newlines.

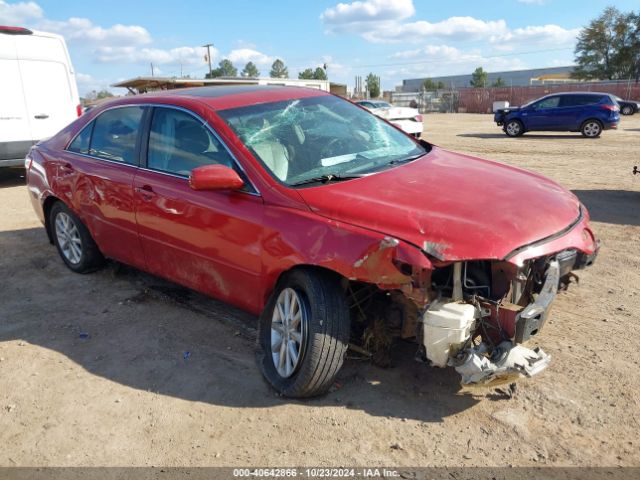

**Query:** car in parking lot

left=494, top=92, right=620, bottom=137
left=613, top=95, right=640, bottom=116
left=26, top=85, right=599, bottom=397
left=355, top=100, right=423, bottom=138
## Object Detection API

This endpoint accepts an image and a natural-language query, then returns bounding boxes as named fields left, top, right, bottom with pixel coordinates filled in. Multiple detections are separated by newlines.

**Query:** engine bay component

left=454, top=341, right=551, bottom=386
left=421, top=299, right=476, bottom=367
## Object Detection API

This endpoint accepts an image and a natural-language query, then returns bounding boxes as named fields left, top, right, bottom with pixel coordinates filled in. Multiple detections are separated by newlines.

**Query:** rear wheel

left=621, top=105, right=634, bottom=116
left=581, top=119, right=602, bottom=138
left=258, top=269, right=350, bottom=398
left=504, top=119, right=524, bottom=137
left=50, top=202, right=104, bottom=273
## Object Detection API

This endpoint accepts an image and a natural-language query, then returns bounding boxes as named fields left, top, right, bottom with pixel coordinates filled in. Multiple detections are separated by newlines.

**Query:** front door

left=133, top=106, right=264, bottom=312
left=523, top=96, right=561, bottom=131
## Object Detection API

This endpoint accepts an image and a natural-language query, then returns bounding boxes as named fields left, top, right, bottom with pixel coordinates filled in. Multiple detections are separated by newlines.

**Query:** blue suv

left=494, top=92, right=620, bottom=138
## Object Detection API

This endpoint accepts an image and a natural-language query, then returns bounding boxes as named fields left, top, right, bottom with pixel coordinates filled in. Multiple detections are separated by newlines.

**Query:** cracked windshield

left=218, top=95, right=427, bottom=186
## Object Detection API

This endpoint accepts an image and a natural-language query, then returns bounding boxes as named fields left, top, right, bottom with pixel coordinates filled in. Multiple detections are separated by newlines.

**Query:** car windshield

left=218, top=95, right=427, bottom=186
left=371, top=101, right=392, bottom=108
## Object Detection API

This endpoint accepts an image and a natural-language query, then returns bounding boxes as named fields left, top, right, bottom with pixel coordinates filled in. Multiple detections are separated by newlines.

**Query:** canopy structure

left=112, top=76, right=331, bottom=95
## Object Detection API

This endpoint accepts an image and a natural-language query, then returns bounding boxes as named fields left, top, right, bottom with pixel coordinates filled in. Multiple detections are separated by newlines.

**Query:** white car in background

left=356, top=100, right=423, bottom=138
left=0, top=26, right=81, bottom=167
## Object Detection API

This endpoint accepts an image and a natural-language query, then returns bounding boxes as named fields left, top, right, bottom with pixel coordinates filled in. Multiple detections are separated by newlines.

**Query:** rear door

left=559, top=94, right=599, bottom=130
left=0, top=34, right=32, bottom=162
left=19, top=59, right=75, bottom=141
left=15, top=33, right=78, bottom=141
left=59, top=105, right=147, bottom=270
left=133, top=106, right=264, bottom=312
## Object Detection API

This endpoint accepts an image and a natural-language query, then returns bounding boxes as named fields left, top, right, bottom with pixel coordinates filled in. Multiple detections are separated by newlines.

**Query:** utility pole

left=150, top=62, right=154, bottom=77
left=203, top=43, right=214, bottom=78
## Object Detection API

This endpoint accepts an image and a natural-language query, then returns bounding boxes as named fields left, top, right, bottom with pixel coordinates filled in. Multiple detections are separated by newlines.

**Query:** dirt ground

left=0, top=113, right=639, bottom=468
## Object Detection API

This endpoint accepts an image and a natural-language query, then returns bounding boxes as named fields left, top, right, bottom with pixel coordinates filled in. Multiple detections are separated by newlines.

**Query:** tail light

left=76, top=104, right=83, bottom=117
left=414, top=114, right=423, bottom=122
left=601, top=104, right=619, bottom=112
left=0, top=26, right=33, bottom=35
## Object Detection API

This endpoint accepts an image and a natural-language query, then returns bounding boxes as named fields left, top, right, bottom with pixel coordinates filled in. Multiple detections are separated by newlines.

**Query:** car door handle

left=135, top=185, right=155, bottom=201
left=34, top=114, right=49, bottom=119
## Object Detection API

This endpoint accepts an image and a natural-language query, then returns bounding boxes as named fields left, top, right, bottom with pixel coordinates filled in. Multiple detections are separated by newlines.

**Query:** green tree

left=298, top=68, right=315, bottom=79
left=422, top=78, right=436, bottom=90
left=492, top=77, right=506, bottom=87
left=470, top=67, right=488, bottom=88
left=365, top=73, right=380, bottom=98
left=206, top=58, right=237, bottom=78
left=422, top=78, right=444, bottom=90
left=241, top=61, right=260, bottom=78
left=270, top=59, right=289, bottom=78
left=573, top=6, right=640, bottom=81
left=313, top=66, right=328, bottom=80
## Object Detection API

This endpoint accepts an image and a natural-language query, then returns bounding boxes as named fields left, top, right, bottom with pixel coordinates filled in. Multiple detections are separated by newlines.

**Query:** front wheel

left=50, top=202, right=105, bottom=273
left=504, top=119, right=524, bottom=137
left=621, top=105, right=634, bottom=116
left=258, top=269, right=350, bottom=398
left=581, top=119, right=602, bottom=138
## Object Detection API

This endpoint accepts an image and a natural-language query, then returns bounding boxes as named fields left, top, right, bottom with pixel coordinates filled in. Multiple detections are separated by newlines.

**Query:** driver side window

left=533, top=97, right=560, bottom=109
left=147, top=107, right=234, bottom=177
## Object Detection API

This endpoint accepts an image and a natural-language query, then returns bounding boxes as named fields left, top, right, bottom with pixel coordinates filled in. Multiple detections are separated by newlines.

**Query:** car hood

left=297, top=146, right=581, bottom=261
left=376, top=106, right=419, bottom=120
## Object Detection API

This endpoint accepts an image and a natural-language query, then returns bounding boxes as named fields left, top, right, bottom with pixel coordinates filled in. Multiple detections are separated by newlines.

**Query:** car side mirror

left=189, top=164, right=244, bottom=191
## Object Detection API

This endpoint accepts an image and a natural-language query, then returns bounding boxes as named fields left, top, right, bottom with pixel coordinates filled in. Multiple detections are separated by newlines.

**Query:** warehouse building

left=401, top=66, right=575, bottom=91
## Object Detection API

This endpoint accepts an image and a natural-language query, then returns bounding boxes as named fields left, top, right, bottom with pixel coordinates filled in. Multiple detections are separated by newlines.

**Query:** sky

left=1, top=0, right=638, bottom=96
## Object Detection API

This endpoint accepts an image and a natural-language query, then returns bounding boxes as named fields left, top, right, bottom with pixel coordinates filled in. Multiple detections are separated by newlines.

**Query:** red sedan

left=25, top=86, right=599, bottom=397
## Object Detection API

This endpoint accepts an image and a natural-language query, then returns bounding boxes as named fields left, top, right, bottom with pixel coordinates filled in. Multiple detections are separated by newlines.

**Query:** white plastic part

left=422, top=299, right=476, bottom=367
left=455, top=340, right=551, bottom=386
left=492, top=101, right=509, bottom=112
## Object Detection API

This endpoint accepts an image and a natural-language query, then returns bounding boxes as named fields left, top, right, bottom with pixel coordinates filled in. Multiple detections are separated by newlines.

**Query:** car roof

left=114, top=85, right=329, bottom=111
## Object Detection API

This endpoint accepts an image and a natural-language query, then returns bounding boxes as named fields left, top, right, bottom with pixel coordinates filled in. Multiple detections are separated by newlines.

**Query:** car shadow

left=0, top=227, right=481, bottom=423
left=457, top=133, right=587, bottom=140
left=0, top=167, right=26, bottom=188
left=572, top=189, right=640, bottom=226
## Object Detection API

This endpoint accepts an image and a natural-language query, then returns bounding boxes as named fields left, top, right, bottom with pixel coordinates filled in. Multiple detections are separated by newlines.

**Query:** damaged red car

left=25, top=86, right=599, bottom=397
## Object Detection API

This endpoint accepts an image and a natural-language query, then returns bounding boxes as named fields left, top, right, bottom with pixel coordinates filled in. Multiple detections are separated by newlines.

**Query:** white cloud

left=363, top=17, right=509, bottom=43
left=226, top=48, right=274, bottom=66
left=321, top=0, right=414, bottom=25
left=321, top=0, right=577, bottom=48
left=387, top=44, right=528, bottom=76
left=0, top=0, right=42, bottom=24
left=75, top=72, right=115, bottom=95
left=39, top=17, right=152, bottom=46
left=497, top=24, right=579, bottom=47
left=95, top=45, right=211, bottom=66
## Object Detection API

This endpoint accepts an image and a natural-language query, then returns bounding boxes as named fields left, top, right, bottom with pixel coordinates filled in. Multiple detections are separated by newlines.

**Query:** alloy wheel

left=506, top=121, right=521, bottom=136
left=54, top=212, right=83, bottom=264
left=271, top=287, right=307, bottom=378
left=583, top=121, right=601, bottom=137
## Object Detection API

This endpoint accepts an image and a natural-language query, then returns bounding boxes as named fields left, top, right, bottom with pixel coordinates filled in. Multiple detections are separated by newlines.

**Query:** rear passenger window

left=68, top=122, right=93, bottom=154
left=561, top=95, right=598, bottom=107
left=89, top=107, right=144, bottom=164
left=147, top=107, right=234, bottom=176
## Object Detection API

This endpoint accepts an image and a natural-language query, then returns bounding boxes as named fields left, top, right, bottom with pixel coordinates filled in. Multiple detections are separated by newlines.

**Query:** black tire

left=621, top=105, right=634, bottom=116
left=258, top=269, right=350, bottom=398
left=50, top=201, right=105, bottom=273
left=504, top=119, right=524, bottom=137
left=580, top=119, right=603, bottom=138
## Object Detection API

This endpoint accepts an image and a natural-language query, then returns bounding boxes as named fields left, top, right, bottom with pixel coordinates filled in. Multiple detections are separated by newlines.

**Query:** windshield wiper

left=290, top=173, right=365, bottom=187
left=387, top=153, right=425, bottom=165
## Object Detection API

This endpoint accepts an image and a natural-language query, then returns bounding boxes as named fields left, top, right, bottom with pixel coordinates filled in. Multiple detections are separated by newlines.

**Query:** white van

left=0, top=26, right=81, bottom=167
